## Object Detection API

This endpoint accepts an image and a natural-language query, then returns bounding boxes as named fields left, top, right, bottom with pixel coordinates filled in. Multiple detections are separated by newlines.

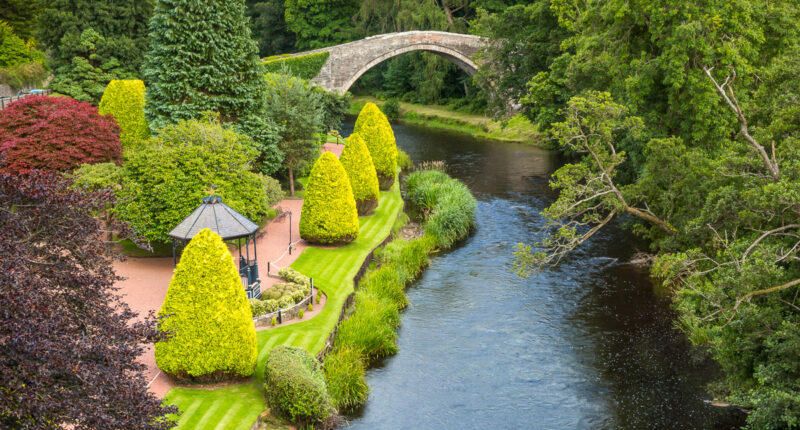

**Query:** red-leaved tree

left=0, top=166, right=177, bottom=429
left=0, top=96, right=122, bottom=174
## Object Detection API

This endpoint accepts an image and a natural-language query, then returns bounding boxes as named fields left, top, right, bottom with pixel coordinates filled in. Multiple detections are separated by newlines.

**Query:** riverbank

left=162, top=178, right=404, bottom=429
left=348, top=95, right=542, bottom=144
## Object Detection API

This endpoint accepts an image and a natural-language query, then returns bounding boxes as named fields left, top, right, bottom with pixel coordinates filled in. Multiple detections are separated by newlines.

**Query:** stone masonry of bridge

left=280, top=31, right=488, bottom=93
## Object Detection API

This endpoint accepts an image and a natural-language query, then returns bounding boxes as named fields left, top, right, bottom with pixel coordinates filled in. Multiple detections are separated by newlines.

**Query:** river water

left=339, top=121, right=744, bottom=429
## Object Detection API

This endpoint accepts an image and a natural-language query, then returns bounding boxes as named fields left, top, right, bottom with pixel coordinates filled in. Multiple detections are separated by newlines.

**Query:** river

left=339, top=120, right=745, bottom=429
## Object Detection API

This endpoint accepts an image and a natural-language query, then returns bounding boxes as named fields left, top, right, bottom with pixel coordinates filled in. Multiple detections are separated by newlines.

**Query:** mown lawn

left=163, top=181, right=403, bottom=429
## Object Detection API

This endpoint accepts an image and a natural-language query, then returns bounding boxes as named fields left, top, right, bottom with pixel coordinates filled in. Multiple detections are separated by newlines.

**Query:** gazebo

left=168, top=195, right=262, bottom=299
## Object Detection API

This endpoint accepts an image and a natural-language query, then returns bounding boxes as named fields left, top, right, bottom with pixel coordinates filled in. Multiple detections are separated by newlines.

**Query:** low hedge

left=264, top=346, right=332, bottom=426
left=262, top=51, right=330, bottom=80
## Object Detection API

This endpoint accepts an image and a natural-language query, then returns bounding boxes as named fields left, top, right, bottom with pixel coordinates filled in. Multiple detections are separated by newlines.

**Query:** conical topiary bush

left=98, top=79, right=150, bottom=148
left=353, top=102, right=397, bottom=190
left=299, top=152, right=360, bottom=244
left=340, top=132, right=380, bottom=215
left=155, top=228, right=257, bottom=382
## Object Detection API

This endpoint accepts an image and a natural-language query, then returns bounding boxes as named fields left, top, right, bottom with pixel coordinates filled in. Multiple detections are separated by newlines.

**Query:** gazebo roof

left=167, top=195, right=259, bottom=241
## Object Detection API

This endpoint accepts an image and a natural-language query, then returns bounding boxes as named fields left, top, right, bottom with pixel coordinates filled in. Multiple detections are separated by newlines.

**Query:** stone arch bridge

left=278, top=31, right=488, bottom=93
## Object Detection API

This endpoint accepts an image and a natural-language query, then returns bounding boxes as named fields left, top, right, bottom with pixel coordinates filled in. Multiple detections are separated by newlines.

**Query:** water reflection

left=339, top=121, right=744, bottom=429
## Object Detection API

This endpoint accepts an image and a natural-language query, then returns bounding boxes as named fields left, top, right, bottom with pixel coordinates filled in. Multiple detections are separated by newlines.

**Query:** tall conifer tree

left=142, top=0, right=264, bottom=131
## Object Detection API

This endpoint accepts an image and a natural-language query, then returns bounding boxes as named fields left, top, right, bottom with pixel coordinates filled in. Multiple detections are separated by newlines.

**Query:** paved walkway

left=115, top=143, right=345, bottom=398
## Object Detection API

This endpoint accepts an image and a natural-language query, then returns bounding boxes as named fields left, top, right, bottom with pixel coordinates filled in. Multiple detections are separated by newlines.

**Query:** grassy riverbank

left=349, top=95, right=542, bottom=144
left=163, top=182, right=403, bottom=429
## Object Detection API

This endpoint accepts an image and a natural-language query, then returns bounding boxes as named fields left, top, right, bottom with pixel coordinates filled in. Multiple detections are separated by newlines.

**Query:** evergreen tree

left=284, top=0, right=360, bottom=50
left=339, top=132, right=380, bottom=215
left=246, top=0, right=296, bottom=57
left=299, top=152, right=359, bottom=244
left=0, top=0, right=44, bottom=41
left=155, top=228, right=257, bottom=381
left=39, top=0, right=153, bottom=75
left=353, top=102, right=397, bottom=190
left=143, top=0, right=282, bottom=173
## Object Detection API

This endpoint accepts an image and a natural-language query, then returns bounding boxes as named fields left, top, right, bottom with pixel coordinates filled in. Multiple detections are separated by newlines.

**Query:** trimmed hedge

left=323, top=347, right=368, bottom=413
left=155, top=229, right=257, bottom=381
left=98, top=80, right=150, bottom=147
left=340, top=132, right=380, bottom=215
left=299, top=151, right=359, bottom=244
left=262, top=51, right=330, bottom=80
left=353, top=102, right=397, bottom=190
left=264, top=346, right=332, bottom=426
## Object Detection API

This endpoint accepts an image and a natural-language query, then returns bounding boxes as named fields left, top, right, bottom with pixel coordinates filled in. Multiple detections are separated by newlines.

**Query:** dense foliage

left=142, top=0, right=272, bottom=155
left=49, top=29, right=136, bottom=103
left=98, top=80, right=150, bottom=147
left=0, top=0, right=43, bottom=41
left=353, top=102, right=397, bottom=189
left=261, top=51, right=330, bottom=80
left=264, top=346, right=332, bottom=426
left=299, top=152, right=360, bottom=244
left=155, top=228, right=257, bottom=381
left=339, top=132, right=380, bottom=215
left=0, top=168, right=176, bottom=429
left=246, top=0, right=295, bottom=57
left=262, top=72, right=324, bottom=195
left=490, top=1, right=800, bottom=426
left=0, top=96, right=122, bottom=174
left=284, top=0, right=360, bottom=50
left=0, top=20, right=32, bottom=67
left=39, top=0, right=153, bottom=102
left=71, top=162, right=124, bottom=191
left=249, top=268, right=311, bottom=317
left=115, top=118, right=270, bottom=244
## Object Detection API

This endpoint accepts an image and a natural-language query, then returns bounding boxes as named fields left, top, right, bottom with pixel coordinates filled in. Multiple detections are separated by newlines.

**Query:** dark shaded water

left=339, top=122, right=744, bottom=429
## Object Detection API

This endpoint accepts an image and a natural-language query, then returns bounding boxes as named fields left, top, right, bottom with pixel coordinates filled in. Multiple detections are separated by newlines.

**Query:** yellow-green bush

left=299, top=152, right=359, bottom=244
left=155, top=228, right=257, bottom=381
left=98, top=80, right=150, bottom=147
left=340, top=132, right=380, bottom=215
left=353, top=102, right=397, bottom=190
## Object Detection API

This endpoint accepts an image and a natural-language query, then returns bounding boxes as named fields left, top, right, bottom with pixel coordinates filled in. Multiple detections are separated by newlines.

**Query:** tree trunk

left=289, top=167, right=295, bottom=197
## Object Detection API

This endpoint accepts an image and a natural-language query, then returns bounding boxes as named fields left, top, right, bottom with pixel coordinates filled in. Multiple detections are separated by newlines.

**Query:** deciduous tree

left=0, top=167, right=176, bottom=429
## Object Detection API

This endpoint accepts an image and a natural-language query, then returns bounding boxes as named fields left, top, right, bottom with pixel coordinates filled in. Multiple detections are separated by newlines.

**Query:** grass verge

left=162, top=180, right=403, bottom=429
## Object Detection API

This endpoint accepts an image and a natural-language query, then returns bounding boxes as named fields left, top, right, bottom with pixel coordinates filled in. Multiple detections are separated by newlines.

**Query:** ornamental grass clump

left=155, top=229, right=257, bottom=381
left=353, top=102, right=397, bottom=190
left=264, top=346, right=333, bottom=426
left=299, top=151, right=359, bottom=244
left=340, top=132, right=380, bottom=215
left=335, top=291, right=399, bottom=363
left=98, top=80, right=150, bottom=147
left=404, top=170, right=477, bottom=249
left=323, top=347, right=369, bottom=412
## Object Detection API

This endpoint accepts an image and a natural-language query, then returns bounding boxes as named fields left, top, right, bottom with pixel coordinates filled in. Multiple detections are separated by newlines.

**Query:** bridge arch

left=341, top=43, right=480, bottom=93
left=272, top=31, right=487, bottom=94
